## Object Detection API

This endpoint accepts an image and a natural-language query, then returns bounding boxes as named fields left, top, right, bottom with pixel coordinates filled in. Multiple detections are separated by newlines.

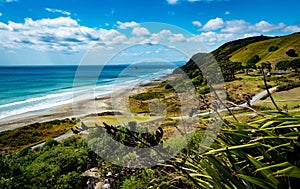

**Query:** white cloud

left=192, top=21, right=202, bottom=27
left=0, top=18, right=203, bottom=54
left=1, top=17, right=300, bottom=56
left=45, top=8, right=71, bottom=16
left=166, top=0, right=179, bottom=4
left=0, top=17, right=126, bottom=52
left=220, top=19, right=286, bottom=34
left=202, top=17, right=224, bottom=31
left=221, top=19, right=250, bottom=33
left=132, top=27, right=150, bottom=36
left=254, top=21, right=285, bottom=33
left=225, top=11, right=230, bottom=15
left=283, top=25, right=300, bottom=33
left=116, top=21, right=140, bottom=29
left=0, top=13, right=2, bottom=17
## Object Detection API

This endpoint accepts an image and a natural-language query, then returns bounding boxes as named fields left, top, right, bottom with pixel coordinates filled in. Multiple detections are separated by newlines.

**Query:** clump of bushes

left=268, top=45, right=279, bottom=52
left=286, top=49, right=298, bottom=57
left=198, top=87, right=210, bottom=94
left=132, top=92, right=164, bottom=101
left=277, top=82, right=300, bottom=92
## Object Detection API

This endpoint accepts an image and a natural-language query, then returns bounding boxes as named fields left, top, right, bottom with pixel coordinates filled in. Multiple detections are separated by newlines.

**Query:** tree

left=246, top=55, right=260, bottom=74
left=275, top=61, right=290, bottom=71
left=219, top=61, right=244, bottom=81
left=290, top=59, right=300, bottom=72
left=286, top=49, right=298, bottom=57
left=261, top=62, right=272, bottom=73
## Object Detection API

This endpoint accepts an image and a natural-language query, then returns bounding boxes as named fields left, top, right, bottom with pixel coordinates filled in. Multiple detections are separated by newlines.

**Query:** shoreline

left=0, top=73, right=173, bottom=132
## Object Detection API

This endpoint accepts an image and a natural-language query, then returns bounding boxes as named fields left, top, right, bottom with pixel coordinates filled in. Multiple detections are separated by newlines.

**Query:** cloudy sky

left=0, top=0, right=299, bottom=65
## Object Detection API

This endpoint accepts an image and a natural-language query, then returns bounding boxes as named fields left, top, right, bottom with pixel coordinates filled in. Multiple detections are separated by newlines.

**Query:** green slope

left=212, top=35, right=273, bottom=61
left=229, top=32, right=300, bottom=66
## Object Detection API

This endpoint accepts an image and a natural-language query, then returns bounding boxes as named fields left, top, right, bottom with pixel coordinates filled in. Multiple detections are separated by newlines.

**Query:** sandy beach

left=0, top=76, right=167, bottom=132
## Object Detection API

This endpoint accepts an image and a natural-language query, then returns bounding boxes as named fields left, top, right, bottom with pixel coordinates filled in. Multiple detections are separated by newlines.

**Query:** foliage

left=277, top=82, right=300, bottom=92
left=0, top=137, right=88, bottom=189
left=269, top=45, right=279, bottom=52
left=150, top=113, right=300, bottom=188
left=121, top=170, right=155, bottom=189
left=286, top=49, right=299, bottom=57
left=191, top=75, right=204, bottom=85
left=247, top=54, right=261, bottom=65
left=131, top=91, right=164, bottom=101
left=275, top=60, right=290, bottom=71
left=198, top=87, right=210, bottom=94
left=290, top=59, right=300, bottom=71
left=219, top=60, right=244, bottom=81
left=275, top=59, right=300, bottom=72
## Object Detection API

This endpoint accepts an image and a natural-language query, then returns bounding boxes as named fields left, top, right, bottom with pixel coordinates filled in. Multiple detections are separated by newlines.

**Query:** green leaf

left=261, top=124, right=300, bottom=130
left=205, top=142, right=261, bottom=155
left=272, top=166, right=300, bottom=178
left=256, top=162, right=291, bottom=172
left=267, top=143, right=290, bottom=152
left=237, top=174, right=277, bottom=189
left=247, top=155, right=280, bottom=186
left=260, top=121, right=279, bottom=129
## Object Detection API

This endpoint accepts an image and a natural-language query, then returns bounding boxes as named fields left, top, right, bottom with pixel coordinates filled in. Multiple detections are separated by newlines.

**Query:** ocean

left=0, top=62, right=184, bottom=121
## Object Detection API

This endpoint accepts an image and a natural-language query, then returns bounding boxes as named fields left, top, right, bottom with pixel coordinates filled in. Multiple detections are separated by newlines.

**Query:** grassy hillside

left=230, top=32, right=300, bottom=65
left=212, top=35, right=273, bottom=61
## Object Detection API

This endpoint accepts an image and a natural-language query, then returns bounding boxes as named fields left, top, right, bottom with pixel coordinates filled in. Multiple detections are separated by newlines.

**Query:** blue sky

left=0, top=0, right=300, bottom=65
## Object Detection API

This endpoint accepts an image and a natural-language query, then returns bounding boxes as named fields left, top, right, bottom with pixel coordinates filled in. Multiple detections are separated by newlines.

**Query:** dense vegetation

left=0, top=137, right=88, bottom=189
left=2, top=111, right=300, bottom=188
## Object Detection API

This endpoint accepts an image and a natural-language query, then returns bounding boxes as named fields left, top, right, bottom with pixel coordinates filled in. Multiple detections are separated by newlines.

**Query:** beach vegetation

left=0, top=118, right=76, bottom=152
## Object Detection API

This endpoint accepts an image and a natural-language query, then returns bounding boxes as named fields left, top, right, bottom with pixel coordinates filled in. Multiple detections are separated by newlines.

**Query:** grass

left=254, top=87, right=300, bottom=111
left=0, top=118, right=76, bottom=152
left=230, top=33, right=300, bottom=65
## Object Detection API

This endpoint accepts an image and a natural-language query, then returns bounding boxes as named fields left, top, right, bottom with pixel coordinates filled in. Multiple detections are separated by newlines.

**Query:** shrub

left=275, top=60, right=290, bottom=70
left=192, top=75, right=204, bottom=85
left=268, top=46, right=279, bottom=52
left=247, top=55, right=261, bottom=64
left=277, top=82, right=300, bottom=92
left=132, top=92, right=164, bottom=100
left=198, top=87, right=210, bottom=94
left=286, top=49, right=298, bottom=57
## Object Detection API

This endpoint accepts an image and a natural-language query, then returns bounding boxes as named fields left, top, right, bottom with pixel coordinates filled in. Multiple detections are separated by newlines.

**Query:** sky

left=0, top=0, right=300, bottom=65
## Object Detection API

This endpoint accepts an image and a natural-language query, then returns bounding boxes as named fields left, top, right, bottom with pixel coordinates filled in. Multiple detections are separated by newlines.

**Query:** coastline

left=0, top=74, right=171, bottom=132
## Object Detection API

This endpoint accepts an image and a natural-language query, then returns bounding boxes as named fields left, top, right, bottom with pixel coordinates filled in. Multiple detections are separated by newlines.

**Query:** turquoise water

left=0, top=63, right=183, bottom=120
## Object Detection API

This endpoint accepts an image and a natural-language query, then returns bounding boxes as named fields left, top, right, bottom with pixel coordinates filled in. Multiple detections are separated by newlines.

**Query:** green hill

left=229, top=32, right=300, bottom=65
left=176, top=32, right=300, bottom=74
left=212, top=35, right=273, bottom=61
